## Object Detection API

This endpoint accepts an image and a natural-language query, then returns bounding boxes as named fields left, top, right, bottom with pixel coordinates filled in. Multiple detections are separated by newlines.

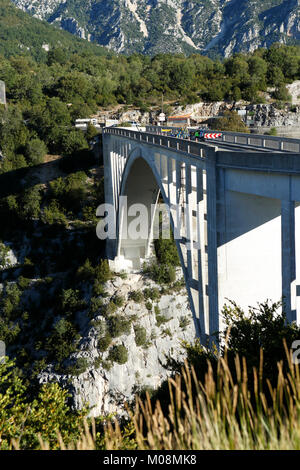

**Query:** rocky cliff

left=11, top=0, right=300, bottom=56
left=38, top=270, right=196, bottom=417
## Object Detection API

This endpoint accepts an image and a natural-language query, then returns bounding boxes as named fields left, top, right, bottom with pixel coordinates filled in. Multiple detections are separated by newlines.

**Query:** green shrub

left=129, top=290, right=144, bottom=303
left=221, top=300, right=300, bottom=386
left=179, top=316, right=191, bottom=330
left=0, top=241, right=10, bottom=269
left=17, top=276, right=31, bottom=290
left=145, top=301, right=152, bottom=311
left=109, top=316, right=131, bottom=338
left=267, top=127, right=277, bottom=136
left=98, top=333, right=112, bottom=352
left=76, top=259, right=95, bottom=281
left=134, top=325, right=147, bottom=347
left=144, top=263, right=176, bottom=285
left=163, top=328, right=172, bottom=337
left=108, top=345, right=128, bottom=365
left=89, top=297, right=104, bottom=316
left=95, top=260, right=111, bottom=284
left=143, top=287, right=160, bottom=301
left=156, top=314, right=170, bottom=327
left=0, top=359, right=87, bottom=450
left=64, top=357, right=89, bottom=376
left=102, top=301, right=117, bottom=317
left=45, top=318, right=80, bottom=364
left=113, top=295, right=125, bottom=307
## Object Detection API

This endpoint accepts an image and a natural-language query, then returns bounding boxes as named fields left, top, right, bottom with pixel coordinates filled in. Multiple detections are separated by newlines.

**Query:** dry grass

left=12, top=343, right=300, bottom=450
left=105, top=343, right=300, bottom=450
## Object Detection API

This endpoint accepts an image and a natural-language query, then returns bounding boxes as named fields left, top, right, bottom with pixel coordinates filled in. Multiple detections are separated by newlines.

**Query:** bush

left=109, top=317, right=131, bottom=338
left=144, top=263, right=176, bottom=285
left=221, top=300, right=300, bottom=386
left=0, top=359, right=87, bottom=449
left=179, top=316, right=191, bottom=330
left=42, top=200, right=67, bottom=227
left=25, top=138, right=47, bottom=166
left=108, top=345, right=128, bottom=365
left=76, top=259, right=95, bottom=281
left=95, top=260, right=111, bottom=284
left=143, top=287, right=160, bottom=301
left=134, top=325, right=147, bottom=347
left=0, top=241, right=10, bottom=269
left=64, top=357, right=89, bottom=376
left=129, top=290, right=144, bottom=303
left=266, top=127, right=277, bottom=136
left=214, top=110, right=250, bottom=133
left=113, top=295, right=125, bottom=307
left=98, top=333, right=112, bottom=352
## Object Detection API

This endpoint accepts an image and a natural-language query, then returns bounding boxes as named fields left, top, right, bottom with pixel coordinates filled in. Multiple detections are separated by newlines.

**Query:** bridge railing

left=145, top=125, right=300, bottom=153
left=104, top=126, right=205, bottom=157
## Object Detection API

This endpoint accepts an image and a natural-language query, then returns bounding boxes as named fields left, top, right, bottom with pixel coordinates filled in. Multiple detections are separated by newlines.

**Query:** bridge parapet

left=145, top=125, right=300, bottom=153
left=104, top=126, right=208, bottom=158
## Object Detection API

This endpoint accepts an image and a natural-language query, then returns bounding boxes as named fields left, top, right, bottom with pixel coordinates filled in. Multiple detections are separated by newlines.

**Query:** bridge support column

left=206, top=148, right=219, bottom=342
left=281, top=199, right=296, bottom=322
left=103, top=135, right=118, bottom=259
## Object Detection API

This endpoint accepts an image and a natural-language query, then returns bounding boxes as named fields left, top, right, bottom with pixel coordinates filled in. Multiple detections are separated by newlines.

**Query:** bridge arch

left=113, top=145, right=203, bottom=338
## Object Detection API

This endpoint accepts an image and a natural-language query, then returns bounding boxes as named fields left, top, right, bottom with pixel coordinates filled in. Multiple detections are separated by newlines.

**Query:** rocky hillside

left=39, top=271, right=195, bottom=417
left=11, top=0, right=300, bottom=56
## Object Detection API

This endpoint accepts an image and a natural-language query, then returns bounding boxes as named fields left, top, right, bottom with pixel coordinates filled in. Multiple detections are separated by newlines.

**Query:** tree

left=60, top=130, right=88, bottom=156
left=273, top=84, right=292, bottom=102
left=214, top=110, right=250, bottom=133
left=20, top=186, right=42, bottom=220
left=25, top=138, right=47, bottom=166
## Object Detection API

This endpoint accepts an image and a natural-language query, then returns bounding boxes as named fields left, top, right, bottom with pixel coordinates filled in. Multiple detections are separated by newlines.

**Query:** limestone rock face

left=38, top=272, right=197, bottom=417
left=11, top=0, right=300, bottom=56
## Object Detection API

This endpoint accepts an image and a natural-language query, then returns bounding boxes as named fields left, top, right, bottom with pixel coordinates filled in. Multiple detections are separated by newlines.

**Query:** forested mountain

left=11, top=0, right=300, bottom=56
left=0, top=0, right=107, bottom=60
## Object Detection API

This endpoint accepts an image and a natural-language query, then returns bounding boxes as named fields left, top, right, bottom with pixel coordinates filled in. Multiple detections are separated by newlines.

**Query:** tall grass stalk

left=105, top=344, right=300, bottom=450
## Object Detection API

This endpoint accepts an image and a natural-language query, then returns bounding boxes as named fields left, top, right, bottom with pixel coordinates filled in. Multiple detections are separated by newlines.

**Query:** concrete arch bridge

left=102, top=126, right=300, bottom=342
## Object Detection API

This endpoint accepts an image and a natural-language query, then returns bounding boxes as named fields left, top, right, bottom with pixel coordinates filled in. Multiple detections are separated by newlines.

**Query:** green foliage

left=144, top=262, right=176, bottom=285
left=108, top=345, right=128, bottom=365
left=267, top=127, right=278, bottom=136
left=134, top=325, right=147, bottom=347
left=155, top=306, right=170, bottom=327
left=24, top=138, right=47, bottom=166
left=0, top=358, right=87, bottom=450
left=129, top=290, right=144, bottom=303
left=179, top=316, right=191, bottom=330
left=95, top=260, right=111, bottom=284
left=109, top=316, right=131, bottom=338
left=45, top=318, right=80, bottom=365
left=113, top=295, right=125, bottom=308
left=98, top=333, right=112, bottom=352
left=143, top=287, right=161, bottom=301
left=64, top=357, right=89, bottom=376
left=214, top=110, right=250, bottom=133
left=42, top=200, right=67, bottom=227
left=221, top=300, right=300, bottom=385
left=20, top=186, right=42, bottom=220
left=76, top=259, right=95, bottom=281
left=273, top=84, right=292, bottom=102
left=0, top=241, right=10, bottom=268
left=154, top=235, right=180, bottom=267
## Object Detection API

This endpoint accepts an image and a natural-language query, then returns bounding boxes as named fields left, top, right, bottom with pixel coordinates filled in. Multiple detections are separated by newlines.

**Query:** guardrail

left=104, top=126, right=205, bottom=158
left=145, top=125, right=300, bottom=153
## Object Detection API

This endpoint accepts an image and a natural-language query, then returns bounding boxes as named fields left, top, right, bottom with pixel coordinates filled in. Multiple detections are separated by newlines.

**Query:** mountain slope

left=0, top=0, right=107, bottom=60
left=11, top=0, right=300, bottom=56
